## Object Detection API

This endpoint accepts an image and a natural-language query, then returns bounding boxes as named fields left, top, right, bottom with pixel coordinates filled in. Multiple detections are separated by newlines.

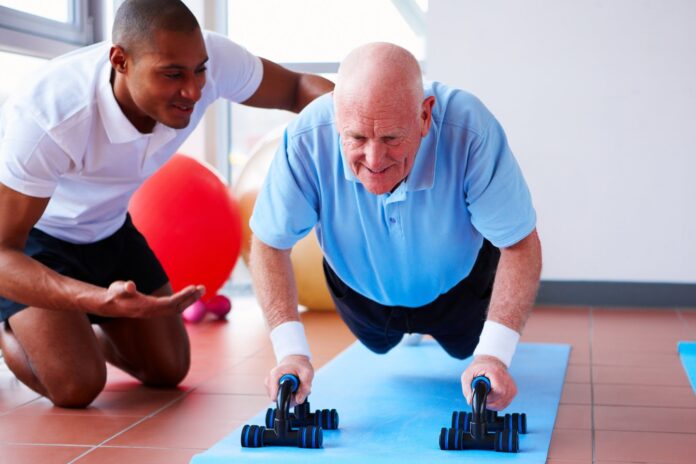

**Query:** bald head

left=112, top=0, right=200, bottom=58
left=335, top=42, right=424, bottom=115
left=334, top=43, right=434, bottom=195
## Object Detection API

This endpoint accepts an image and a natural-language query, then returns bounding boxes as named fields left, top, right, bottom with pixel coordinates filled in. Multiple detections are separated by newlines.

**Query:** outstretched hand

left=266, top=355, right=314, bottom=407
left=99, top=280, right=205, bottom=318
left=461, top=355, right=517, bottom=411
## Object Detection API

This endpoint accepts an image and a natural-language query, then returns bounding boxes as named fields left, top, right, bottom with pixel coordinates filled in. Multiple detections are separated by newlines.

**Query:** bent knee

left=46, top=375, right=106, bottom=408
left=437, top=340, right=476, bottom=360
left=139, top=356, right=190, bottom=388
left=360, top=339, right=398, bottom=355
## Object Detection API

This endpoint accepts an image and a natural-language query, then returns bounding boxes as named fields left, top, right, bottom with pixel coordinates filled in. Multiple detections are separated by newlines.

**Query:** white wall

left=427, top=0, right=696, bottom=283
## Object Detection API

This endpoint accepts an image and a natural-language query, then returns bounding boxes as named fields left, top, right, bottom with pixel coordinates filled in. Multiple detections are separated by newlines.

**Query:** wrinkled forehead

left=335, top=102, right=420, bottom=141
left=334, top=87, right=420, bottom=128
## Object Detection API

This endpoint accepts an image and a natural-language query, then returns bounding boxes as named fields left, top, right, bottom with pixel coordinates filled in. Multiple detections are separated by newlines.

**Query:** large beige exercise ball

left=235, top=131, right=335, bottom=311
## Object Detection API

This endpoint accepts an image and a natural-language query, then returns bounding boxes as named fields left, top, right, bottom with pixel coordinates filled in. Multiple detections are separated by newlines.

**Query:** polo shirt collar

left=96, top=62, right=177, bottom=146
left=404, top=117, right=437, bottom=192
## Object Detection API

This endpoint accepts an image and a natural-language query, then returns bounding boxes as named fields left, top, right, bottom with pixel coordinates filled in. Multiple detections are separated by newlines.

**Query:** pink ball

left=205, top=295, right=232, bottom=319
left=182, top=300, right=207, bottom=323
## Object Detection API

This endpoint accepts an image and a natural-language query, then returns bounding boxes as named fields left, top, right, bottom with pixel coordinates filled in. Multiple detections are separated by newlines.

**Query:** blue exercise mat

left=678, top=341, right=696, bottom=394
left=191, top=341, right=570, bottom=463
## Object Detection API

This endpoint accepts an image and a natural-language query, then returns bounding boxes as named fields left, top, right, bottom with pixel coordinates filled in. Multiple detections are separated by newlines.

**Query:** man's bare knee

left=139, top=354, right=190, bottom=388
left=46, top=372, right=106, bottom=408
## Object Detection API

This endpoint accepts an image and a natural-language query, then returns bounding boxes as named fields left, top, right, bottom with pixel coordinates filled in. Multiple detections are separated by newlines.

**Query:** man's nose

left=364, top=140, right=386, bottom=167
left=180, top=75, right=202, bottom=102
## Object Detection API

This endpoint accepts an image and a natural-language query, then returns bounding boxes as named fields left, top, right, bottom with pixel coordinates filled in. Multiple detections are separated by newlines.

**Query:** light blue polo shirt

left=250, top=81, right=536, bottom=307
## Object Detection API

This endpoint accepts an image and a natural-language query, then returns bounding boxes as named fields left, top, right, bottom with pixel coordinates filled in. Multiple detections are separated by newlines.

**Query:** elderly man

left=0, top=0, right=333, bottom=408
left=249, top=43, right=541, bottom=410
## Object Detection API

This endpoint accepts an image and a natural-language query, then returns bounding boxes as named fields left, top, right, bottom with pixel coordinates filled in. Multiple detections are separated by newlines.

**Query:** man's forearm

left=0, top=248, right=103, bottom=312
left=249, top=236, right=300, bottom=328
left=486, top=229, right=542, bottom=333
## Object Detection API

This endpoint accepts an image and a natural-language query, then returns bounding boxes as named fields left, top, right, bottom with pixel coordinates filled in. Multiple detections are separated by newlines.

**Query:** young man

left=0, top=0, right=333, bottom=408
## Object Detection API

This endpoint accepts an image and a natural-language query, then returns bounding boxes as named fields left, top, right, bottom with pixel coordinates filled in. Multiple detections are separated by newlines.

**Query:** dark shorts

left=0, top=214, right=170, bottom=323
left=323, top=240, right=500, bottom=359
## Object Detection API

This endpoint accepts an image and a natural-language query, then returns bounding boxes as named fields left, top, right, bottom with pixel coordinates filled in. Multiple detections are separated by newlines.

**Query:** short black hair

left=112, top=0, right=200, bottom=56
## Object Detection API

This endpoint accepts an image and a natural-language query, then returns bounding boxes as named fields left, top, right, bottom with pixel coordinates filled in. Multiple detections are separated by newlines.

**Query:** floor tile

left=679, top=309, right=696, bottom=335
left=555, top=404, right=592, bottom=429
left=0, top=388, right=41, bottom=414
left=0, top=443, right=89, bottom=464
left=594, top=405, right=696, bottom=433
left=565, top=364, right=591, bottom=383
left=546, top=461, right=593, bottom=464
left=547, top=429, right=592, bottom=461
left=592, top=309, right=691, bottom=354
left=105, top=415, right=244, bottom=450
left=560, top=383, right=592, bottom=405
left=0, top=414, right=138, bottom=445
left=0, top=367, right=42, bottom=413
left=592, top=364, right=690, bottom=387
left=225, top=356, right=276, bottom=375
left=74, top=446, right=198, bottom=464
left=591, top=349, right=683, bottom=367
left=591, top=335, right=689, bottom=354
left=194, top=372, right=267, bottom=395
left=12, top=387, right=184, bottom=417
left=152, top=392, right=270, bottom=422
left=593, top=384, right=696, bottom=408
left=595, top=430, right=696, bottom=463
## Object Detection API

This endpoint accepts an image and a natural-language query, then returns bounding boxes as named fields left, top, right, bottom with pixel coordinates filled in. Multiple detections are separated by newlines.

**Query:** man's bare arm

left=0, top=184, right=202, bottom=317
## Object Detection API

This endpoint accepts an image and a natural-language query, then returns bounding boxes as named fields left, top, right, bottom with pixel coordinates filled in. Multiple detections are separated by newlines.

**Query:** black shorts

left=323, top=240, right=500, bottom=359
left=0, top=214, right=169, bottom=323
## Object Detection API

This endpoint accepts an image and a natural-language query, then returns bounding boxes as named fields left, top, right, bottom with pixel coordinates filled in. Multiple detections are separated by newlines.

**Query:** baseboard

left=536, top=280, right=696, bottom=308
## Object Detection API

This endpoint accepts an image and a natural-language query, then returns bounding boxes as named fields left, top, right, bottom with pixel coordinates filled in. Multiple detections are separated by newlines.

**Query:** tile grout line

left=0, top=396, right=42, bottom=418
left=0, top=441, right=92, bottom=448
left=589, top=306, right=597, bottom=464
left=65, top=348, right=268, bottom=463
left=65, top=386, right=202, bottom=463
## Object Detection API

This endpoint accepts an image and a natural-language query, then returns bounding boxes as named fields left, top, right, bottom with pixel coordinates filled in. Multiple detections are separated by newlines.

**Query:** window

left=0, top=1, right=71, bottom=23
left=228, top=0, right=425, bottom=64
left=0, top=0, right=95, bottom=58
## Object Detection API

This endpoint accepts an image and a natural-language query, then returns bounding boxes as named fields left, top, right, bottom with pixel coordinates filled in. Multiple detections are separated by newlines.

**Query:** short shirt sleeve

left=249, top=130, right=319, bottom=250
left=204, top=31, right=263, bottom=103
left=0, top=109, right=71, bottom=198
left=464, top=117, right=537, bottom=247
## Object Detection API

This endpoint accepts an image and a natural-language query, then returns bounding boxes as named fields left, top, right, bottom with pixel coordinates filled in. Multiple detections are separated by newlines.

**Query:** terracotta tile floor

left=1, top=300, right=695, bottom=463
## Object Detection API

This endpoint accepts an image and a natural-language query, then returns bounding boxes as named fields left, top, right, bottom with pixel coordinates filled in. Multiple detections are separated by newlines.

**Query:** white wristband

left=473, top=320, right=520, bottom=368
left=269, top=321, right=312, bottom=363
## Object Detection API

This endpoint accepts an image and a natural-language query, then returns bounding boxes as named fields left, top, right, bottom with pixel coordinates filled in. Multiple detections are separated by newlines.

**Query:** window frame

left=0, top=0, right=96, bottom=58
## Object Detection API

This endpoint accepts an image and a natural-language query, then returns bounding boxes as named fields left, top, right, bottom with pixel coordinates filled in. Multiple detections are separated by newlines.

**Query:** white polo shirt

left=0, top=31, right=262, bottom=244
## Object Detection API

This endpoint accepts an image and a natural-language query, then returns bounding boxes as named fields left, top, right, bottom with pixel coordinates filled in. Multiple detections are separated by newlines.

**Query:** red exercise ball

left=129, top=154, right=242, bottom=301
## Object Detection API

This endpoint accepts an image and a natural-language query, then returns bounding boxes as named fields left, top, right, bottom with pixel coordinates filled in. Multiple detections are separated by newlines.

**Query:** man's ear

left=109, top=45, right=128, bottom=74
left=420, top=95, right=436, bottom=136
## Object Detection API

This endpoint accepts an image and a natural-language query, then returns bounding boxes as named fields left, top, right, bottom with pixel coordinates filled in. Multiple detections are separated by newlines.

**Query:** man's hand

left=266, top=355, right=314, bottom=406
left=99, top=280, right=205, bottom=318
left=461, top=355, right=517, bottom=411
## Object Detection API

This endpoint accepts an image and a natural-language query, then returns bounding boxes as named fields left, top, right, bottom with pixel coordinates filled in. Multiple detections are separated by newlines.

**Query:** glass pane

left=228, top=0, right=425, bottom=63
left=0, top=0, right=71, bottom=23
